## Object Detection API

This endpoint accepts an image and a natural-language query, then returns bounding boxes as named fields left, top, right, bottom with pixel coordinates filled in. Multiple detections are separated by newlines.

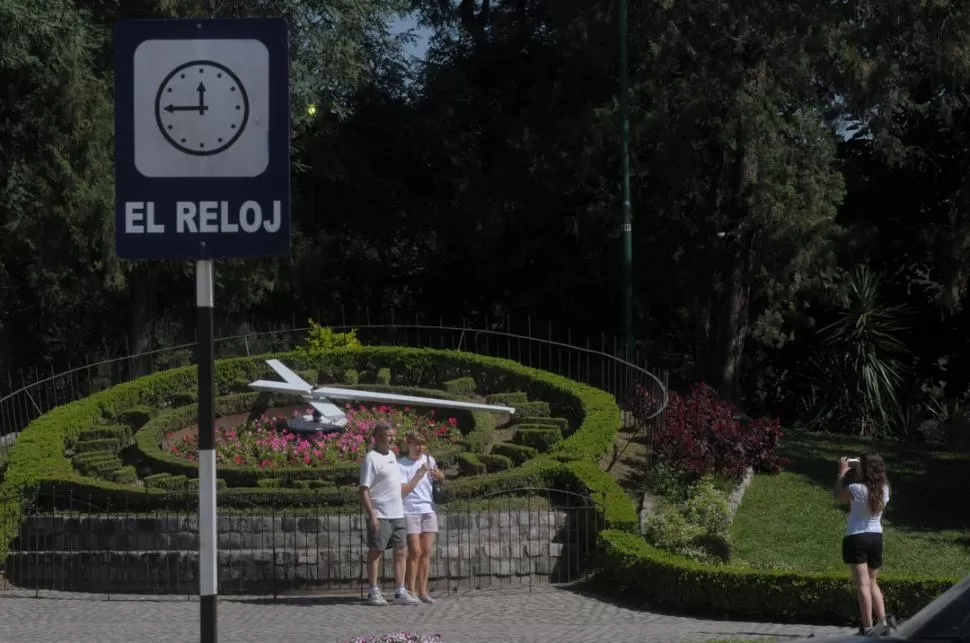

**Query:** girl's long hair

left=860, top=451, right=889, bottom=515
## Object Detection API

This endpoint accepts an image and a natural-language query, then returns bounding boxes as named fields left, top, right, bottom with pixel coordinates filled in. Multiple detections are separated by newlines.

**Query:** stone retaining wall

left=4, top=508, right=598, bottom=594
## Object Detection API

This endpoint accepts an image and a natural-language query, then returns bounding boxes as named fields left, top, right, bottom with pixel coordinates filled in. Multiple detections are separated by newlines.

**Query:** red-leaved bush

left=634, top=382, right=787, bottom=480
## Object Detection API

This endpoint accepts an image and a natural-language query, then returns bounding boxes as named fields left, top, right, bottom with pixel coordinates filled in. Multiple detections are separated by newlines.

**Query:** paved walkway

left=0, top=586, right=852, bottom=642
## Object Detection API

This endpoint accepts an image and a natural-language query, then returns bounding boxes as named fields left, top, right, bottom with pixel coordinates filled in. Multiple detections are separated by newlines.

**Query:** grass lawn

left=730, top=430, right=970, bottom=578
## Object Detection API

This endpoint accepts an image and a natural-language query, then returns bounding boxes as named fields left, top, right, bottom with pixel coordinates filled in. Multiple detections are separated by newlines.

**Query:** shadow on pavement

left=561, top=578, right=857, bottom=628
left=225, top=593, right=364, bottom=607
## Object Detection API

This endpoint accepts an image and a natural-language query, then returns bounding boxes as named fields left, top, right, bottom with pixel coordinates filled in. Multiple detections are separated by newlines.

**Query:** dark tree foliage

left=5, top=0, right=970, bottom=445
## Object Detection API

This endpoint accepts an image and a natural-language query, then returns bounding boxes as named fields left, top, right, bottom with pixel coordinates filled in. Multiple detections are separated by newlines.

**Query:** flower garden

left=0, top=333, right=963, bottom=626
left=165, top=405, right=460, bottom=469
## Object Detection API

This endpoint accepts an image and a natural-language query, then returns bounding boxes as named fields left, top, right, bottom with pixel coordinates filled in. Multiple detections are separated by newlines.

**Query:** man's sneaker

left=418, top=594, right=435, bottom=604
left=394, top=589, right=420, bottom=605
left=367, top=589, right=388, bottom=606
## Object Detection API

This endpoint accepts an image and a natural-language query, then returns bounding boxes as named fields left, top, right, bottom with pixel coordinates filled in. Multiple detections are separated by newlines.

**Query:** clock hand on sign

left=164, top=82, right=208, bottom=115
left=154, top=59, right=249, bottom=157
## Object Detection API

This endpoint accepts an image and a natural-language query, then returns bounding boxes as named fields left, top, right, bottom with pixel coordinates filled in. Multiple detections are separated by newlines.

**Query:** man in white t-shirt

left=359, top=421, right=428, bottom=606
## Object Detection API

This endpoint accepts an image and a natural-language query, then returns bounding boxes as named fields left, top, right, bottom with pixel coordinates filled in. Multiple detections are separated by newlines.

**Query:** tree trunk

left=691, top=149, right=732, bottom=384
left=710, top=59, right=766, bottom=401
left=715, top=245, right=752, bottom=400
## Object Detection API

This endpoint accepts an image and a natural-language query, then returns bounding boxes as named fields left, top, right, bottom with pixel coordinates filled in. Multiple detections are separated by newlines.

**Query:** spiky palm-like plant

left=805, top=266, right=908, bottom=436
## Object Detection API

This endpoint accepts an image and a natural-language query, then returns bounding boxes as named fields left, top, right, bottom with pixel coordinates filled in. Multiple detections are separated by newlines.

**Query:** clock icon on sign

left=154, top=60, right=250, bottom=156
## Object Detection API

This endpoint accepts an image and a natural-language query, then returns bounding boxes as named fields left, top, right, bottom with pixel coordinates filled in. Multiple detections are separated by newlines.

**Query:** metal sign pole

left=196, top=258, right=217, bottom=642
left=113, top=19, right=290, bottom=641
left=619, top=0, right=634, bottom=362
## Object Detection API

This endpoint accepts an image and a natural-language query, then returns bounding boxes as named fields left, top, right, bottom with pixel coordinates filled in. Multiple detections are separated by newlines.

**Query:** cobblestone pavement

left=0, top=586, right=852, bottom=643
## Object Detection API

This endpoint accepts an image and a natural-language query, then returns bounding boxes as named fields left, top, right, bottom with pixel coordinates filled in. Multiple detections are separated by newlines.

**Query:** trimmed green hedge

left=491, top=442, right=538, bottom=465
left=115, top=406, right=157, bottom=430
left=74, top=425, right=131, bottom=443
left=455, top=452, right=512, bottom=475
left=169, top=391, right=197, bottom=407
left=513, top=426, right=563, bottom=452
left=74, top=438, right=123, bottom=454
left=442, top=376, right=476, bottom=396
left=457, top=453, right=486, bottom=476
left=1, top=347, right=628, bottom=561
left=515, top=416, right=568, bottom=431
left=74, top=453, right=123, bottom=478
left=512, top=401, right=551, bottom=420
left=478, top=453, right=513, bottom=472
left=486, top=391, right=528, bottom=405
left=596, top=530, right=961, bottom=623
left=144, top=472, right=189, bottom=490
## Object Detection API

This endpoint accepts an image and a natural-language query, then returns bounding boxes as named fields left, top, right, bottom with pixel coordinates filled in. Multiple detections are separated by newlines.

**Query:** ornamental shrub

left=643, top=502, right=705, bottom=558
left=636, top=382, right=786, bottom=480
left=643, top=475, right=732, bottom=563
left=683, top=477, right=732, bottom=538
left=294, top=320, right=362, bottom=366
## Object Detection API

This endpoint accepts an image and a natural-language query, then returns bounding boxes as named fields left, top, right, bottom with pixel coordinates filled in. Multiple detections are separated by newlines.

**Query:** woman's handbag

left=432, top=479, right=444, bottom=504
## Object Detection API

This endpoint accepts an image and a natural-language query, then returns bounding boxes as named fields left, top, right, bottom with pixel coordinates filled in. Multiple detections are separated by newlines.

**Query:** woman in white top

left=833, top=451, right=891, bottom=636
left=398, top=430, right=445, bottom=604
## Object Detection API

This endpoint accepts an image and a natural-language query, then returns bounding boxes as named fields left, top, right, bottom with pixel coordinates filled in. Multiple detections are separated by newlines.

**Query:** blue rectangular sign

left=113, top=18, right=290, bottom=260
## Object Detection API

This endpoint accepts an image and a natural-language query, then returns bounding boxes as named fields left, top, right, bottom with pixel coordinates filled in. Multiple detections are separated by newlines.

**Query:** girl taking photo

left=833, top=451, right=891, bottom=636
left=398, top=431, right=445, bottom=604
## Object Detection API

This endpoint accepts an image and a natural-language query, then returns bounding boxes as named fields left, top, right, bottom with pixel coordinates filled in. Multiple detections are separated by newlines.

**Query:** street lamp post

left=619, top=0, right=633, bottom=361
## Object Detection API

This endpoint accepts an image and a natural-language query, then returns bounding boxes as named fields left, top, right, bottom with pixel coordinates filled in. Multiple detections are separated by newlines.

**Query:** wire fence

left=1, top=484, right=603, bottom=599
left=0, top=316, right=667, bottom=599
left=0, top=317, right=669, bottom=467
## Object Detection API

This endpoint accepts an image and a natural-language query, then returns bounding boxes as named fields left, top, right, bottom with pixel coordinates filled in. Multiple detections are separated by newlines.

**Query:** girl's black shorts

left=842, top=532, right=883, bottom=569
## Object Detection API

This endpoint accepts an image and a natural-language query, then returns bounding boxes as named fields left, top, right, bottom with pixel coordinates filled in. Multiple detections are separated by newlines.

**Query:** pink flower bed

left=165, top=404, right=459, bottom=468
left=345, top=634, right=442, bottom=643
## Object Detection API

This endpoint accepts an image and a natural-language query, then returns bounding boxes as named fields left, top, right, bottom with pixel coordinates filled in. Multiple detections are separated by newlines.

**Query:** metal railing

left=0, top=319, right=669, bottom=465
left=2, top=484, right=603, bottom=599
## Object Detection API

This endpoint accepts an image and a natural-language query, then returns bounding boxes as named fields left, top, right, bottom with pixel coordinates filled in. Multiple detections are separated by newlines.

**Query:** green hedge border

left=0, top=347, right=630, bottom=560
left=595, top=530, right=960, bottom=624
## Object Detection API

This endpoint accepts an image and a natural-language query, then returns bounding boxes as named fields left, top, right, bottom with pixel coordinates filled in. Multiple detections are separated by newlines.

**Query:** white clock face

left=154, top=60, right=250, bottom=156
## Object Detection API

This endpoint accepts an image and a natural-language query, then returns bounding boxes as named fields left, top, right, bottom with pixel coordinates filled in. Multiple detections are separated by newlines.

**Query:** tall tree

left=832, top=2, right=970, bottom=420
left=627, top=0, right=847, bottom=399
left=98, top=0, right=415, bottom=357
left=0, top=0, right=119, bottom=371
